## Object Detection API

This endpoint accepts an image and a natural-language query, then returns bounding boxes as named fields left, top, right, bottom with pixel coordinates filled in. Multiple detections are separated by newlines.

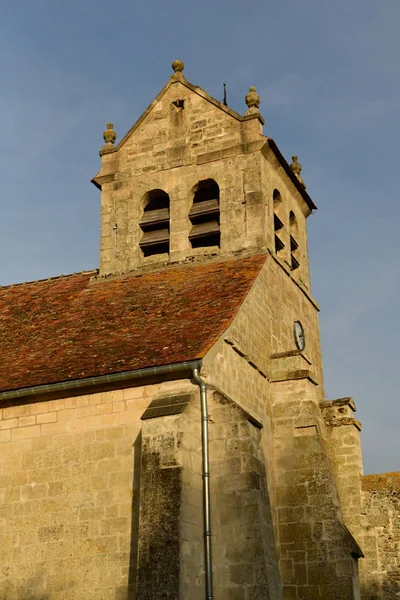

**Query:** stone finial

left=289, top=155, right=306, bottom=187
left=171, top=59, right=185, bottom=81
left=172, top=59, right=184, bottom=73
left=100, top=123, right=117, bottom=156
left=245, top=86, right=261, bottom=115
left=103, top=123, right=117, bottom=146
left=290, top=155, right=301, bottom=175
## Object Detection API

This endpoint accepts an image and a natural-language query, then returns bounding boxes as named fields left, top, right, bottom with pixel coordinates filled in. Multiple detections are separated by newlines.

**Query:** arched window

left=139, top=189, right=170, bottom=257
left=189, top=179, right=220, bottom=249
left=273, top=189, right=285, bottom=255
left=289, top=211, right=300, bottom=270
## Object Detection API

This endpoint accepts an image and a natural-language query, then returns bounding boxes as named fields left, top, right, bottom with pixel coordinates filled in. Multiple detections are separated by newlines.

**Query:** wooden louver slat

left=291, top=255, right=300, bottom=270
left=140, top=228, right=169, bottom=246
left=290, top=235, right=299, bottom=251
left=189, top=221, right=220, bottom=239
left=274, top=214, right=284, bottom=231
left=189, top=199, right=219, bottom=218
left=275, top=234, right=285, bottom=252
left=140, top=207, right=170, bottom=227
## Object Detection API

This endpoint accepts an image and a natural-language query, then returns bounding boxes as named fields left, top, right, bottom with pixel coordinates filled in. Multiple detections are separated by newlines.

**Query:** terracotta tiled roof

left=0, top=255, right=266, bottom=392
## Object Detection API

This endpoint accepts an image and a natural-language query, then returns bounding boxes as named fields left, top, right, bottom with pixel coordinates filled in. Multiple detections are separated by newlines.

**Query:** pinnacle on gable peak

left=172, top=59, right=184, bottom=73
left=245, top=86, right=264, bottom=122
left=171, top=59, right=185, bottom=81
left=99, top=122, right=117, bottom=156
left=289, top=155, right=306, bottom=188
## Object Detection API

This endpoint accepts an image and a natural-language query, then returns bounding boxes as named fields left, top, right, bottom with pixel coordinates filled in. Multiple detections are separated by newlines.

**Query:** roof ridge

left=0, top=269, right=98, bottom=289
left=91, top=250, right=268, bottom=284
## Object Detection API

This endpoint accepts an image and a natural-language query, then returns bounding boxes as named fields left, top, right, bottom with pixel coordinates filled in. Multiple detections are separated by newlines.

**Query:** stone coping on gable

left=362, top=472, right=400, bottom=492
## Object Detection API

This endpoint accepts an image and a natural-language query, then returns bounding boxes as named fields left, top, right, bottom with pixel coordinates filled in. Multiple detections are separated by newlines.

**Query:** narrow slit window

left=189, top=179, right=220, bottom=249
left=139, top=190, right=170, bottom=257
left=290, top=211, right=300, bottom=270
left=273, top=189, right=285, bottom=255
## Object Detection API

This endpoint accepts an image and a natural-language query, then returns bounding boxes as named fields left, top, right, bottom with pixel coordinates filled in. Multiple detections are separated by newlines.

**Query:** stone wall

left=208, top=389, right=281, bottom=600
left=321, top=398, right=363, bottom=539
left=203, top=253, right=324, bottom=420
left=0, top=374, right=285, bottom=600
left=204, top=254, right=362, bottom=599
left=135, top=391, right=204, bottom=600
left=134, top=387, right=283, bottom=600
left=0, top=379, right=194, bottom=599
left=360, top=472, right=400, bottom=599
left=272, top=378, right=361, bottom=600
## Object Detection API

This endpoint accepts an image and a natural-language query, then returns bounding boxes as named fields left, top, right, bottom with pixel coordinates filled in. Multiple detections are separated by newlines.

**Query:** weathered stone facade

left=0, top=61, right=398, bottom=599
left=360, top=473, right=400, bottom=599
left=0, top=384, right=151, bottom=599
left=322, top=401, right=400, bottom=599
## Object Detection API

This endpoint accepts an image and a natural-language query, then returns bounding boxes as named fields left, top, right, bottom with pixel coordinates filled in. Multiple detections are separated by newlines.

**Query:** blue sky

left=1, top=0, right=399, bottom=474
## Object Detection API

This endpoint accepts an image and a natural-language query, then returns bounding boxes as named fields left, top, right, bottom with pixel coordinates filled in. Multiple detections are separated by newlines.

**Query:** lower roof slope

left=0, top=255, right=266, bottom=392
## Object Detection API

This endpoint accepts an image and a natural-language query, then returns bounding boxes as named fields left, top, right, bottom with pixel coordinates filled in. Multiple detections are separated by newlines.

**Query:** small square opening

left=172, top=99, right=184, bottom=110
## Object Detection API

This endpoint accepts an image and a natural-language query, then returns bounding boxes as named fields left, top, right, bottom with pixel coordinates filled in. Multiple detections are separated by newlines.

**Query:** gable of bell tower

left=92, top=61, right=316, bottom=291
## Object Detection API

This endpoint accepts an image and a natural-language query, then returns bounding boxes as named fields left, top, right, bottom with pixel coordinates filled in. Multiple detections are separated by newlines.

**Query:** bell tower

left=92, top=60, right=316, bottom=293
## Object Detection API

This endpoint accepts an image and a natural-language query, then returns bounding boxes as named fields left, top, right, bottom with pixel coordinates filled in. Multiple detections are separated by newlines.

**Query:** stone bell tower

left=91, top=63, right=364, bottom=599
left=92, top=59, right=315, bottom=294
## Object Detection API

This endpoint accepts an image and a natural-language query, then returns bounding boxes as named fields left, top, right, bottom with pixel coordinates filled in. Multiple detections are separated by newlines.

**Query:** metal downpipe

left=192, top=367, right=214, bottom=600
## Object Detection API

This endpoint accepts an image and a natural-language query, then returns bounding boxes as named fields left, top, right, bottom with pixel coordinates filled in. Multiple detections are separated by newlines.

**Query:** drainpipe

left=192, top=366, right=214, bottom=600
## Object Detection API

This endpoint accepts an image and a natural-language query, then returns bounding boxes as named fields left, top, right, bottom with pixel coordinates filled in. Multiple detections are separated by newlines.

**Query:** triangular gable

left=116, top=73, right=250, bottom=152
left=93, top=64, right=316, bottom=214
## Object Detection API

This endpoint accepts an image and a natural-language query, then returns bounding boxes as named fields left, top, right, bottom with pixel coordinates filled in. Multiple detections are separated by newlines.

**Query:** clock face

left=294, top=321, right=305, bottom=351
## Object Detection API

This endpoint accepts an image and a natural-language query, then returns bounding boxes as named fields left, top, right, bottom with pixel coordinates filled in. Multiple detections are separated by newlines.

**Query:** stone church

left=0, top=61, right=398, bottom=600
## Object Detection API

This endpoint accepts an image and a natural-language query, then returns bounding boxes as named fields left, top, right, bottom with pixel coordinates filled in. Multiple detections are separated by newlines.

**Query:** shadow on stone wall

left=361, top=575, right=400, bottom=600
left=1, top=595, right=50, bottom=600
left=361, top=581, right=380, bottom=600
left=0, top=576, right=51, bottom=599
left=127, top=430, right=142, bottom=600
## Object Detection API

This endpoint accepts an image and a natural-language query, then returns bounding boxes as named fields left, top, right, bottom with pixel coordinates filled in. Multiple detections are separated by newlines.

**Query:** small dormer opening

left=273, top=189, right=285, bottom=255
left=189, top=179, right=220, bottom=249
left=289, top=211, right=300, bottom=271
left=139, top=190, right=170, bottom=257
